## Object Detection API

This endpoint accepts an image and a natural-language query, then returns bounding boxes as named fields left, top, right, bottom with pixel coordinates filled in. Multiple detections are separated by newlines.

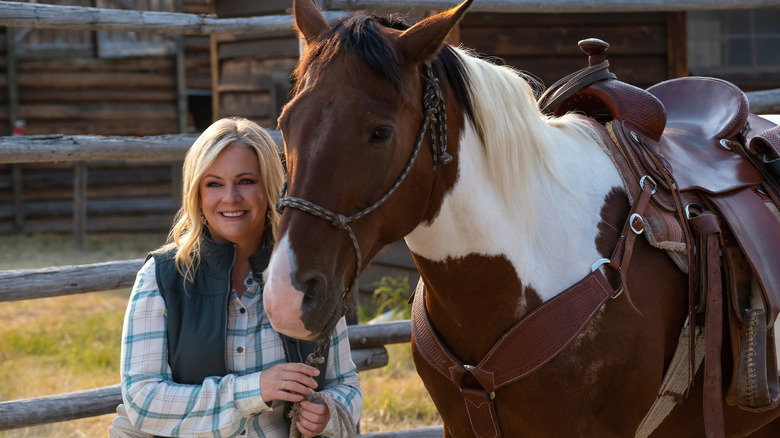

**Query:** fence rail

left=0, top=319, right=412, bottom=431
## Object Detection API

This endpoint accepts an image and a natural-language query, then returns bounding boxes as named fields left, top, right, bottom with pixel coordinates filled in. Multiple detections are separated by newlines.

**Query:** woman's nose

left=225, top=184, right=242, bottom=202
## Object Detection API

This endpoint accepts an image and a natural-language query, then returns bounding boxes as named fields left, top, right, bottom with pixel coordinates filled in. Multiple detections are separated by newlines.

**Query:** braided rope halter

left=275, top=63, right=452, bottom=360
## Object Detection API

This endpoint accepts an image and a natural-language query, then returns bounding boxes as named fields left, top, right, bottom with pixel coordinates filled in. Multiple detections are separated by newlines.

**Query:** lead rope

left=287, top=337, right=357, bottom=437
left=288, top=391, right=357, bottom=438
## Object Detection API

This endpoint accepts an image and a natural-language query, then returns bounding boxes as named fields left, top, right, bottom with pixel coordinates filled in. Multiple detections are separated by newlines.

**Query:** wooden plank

left=22, top=119, right=180, bottom=137
left=666, top=12, right=688, bottom=78
left=216, top=0, right=292, bottom=18
left=0, top=259, right=145, bottom=302
left=0, top=131, right=284, bottom=164
left=460, top=24, right=668, bottom=57
left=327, top=0, right=780, bottom=13
left=0, top=134, right=198, bottom=164
left=16, top=213, right=176, bottom=234
left=0, top=345, right=390, bottom=431
left=0, top=384, right=123, bottom=431
left=461, top=12, right=667, bottom=27
left=0, top=196, right=179, bottom=220
left=18, top=103, right=177, bottom=121
left=19, top=89, right=177, bottom=104
left=360, top=427, right=444, bottom=438
left=18, top=57, right=174, bottom=73
left=218, top=37, right=299, bottom=60
left=16, top=72, right=175, bottom=89
left=748, top=89, right=780, bottom=114
left=0, top=1, right=347, bottom=36
left=219, top=57, right=297, bottom=91
left=219, top=92, right=272, bottom=119
left=348, top=320, right=411, bottom=348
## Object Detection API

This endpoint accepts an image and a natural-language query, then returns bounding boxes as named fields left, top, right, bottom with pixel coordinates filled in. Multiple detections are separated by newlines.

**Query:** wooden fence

left=0, top=257, right=426, bottom=434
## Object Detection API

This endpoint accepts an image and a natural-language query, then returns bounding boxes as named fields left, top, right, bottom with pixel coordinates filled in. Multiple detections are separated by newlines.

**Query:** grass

left=0, top=233, right=439, bottom=437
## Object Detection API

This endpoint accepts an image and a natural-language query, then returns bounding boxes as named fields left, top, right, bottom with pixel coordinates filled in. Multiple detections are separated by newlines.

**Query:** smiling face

left=199, top=142, right=268, bottom=249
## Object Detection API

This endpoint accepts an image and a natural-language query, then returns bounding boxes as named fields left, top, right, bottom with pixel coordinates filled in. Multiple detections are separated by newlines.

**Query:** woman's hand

left=295, top=400, right=330, bottom=437
left=259, top=363, right=319, bottom=403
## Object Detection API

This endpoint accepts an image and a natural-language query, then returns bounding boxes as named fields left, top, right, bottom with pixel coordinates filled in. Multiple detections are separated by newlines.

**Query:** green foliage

left=369, top=275, right=412, bottom=320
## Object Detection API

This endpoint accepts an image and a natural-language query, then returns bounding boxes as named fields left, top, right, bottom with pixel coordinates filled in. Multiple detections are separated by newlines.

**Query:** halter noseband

left=275, top=62, right=451, bottom=303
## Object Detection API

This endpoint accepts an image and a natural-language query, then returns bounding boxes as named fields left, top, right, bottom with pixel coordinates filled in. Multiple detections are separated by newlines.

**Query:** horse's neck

left=406, top=119, right=624, bottom=305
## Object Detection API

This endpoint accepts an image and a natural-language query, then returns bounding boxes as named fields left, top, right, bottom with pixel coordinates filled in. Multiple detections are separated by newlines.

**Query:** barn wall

left=211, top=1, right=298, bottom=130
left=0, top=0, right=213, bottom=236
left=459, top=12, right=687, bottom=90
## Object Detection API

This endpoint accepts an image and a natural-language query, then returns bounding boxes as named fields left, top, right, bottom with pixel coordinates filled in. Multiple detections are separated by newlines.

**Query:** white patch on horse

left=264, top=234, right=309, bottom=338
left=406, top=120, right=623, bottom=306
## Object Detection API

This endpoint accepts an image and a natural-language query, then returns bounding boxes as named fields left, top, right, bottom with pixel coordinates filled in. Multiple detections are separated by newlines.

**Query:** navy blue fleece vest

left=151, top=237, right=327, bottom=386
left=153, top=238, right=236, bottom=384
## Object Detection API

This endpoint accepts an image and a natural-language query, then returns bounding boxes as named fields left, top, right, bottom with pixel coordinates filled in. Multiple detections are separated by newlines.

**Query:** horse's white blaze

left=405, top=120, right=623, bottom=304
left=263, top=234, right=310, bottom=338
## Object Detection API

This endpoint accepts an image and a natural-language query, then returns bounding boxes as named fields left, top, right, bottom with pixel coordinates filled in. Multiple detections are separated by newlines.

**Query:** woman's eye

left=369, top=127, right=393, bottom=143
left=205, top=181, right=221, bottom=188
left=239, top=178, right=256, bottom=185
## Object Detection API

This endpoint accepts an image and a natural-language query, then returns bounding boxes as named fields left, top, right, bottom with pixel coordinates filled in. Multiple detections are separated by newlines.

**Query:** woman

left=111, top=117, right=362, bottom=437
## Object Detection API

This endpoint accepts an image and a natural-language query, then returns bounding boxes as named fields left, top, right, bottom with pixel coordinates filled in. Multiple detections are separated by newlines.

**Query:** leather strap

left=708, top=188, right=780, bottom=329
left=689, top=212, right=725, bottom=438
left=411, top=268, right=614, bottom=437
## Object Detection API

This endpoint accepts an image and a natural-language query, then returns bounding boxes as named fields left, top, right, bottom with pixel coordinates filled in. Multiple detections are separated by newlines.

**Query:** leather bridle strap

left=411, top=267, right=616, bottom=438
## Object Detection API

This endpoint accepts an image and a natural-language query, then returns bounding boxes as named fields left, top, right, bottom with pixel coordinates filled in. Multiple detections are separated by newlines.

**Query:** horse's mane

left=291, top=12, right=475, bottom=126
left=293, top=11, right=599, bottom=212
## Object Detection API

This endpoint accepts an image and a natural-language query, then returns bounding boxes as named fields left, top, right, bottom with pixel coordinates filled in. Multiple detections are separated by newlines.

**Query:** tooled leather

left=555, top=79, right=667, bottom=141
left=411, top=270, right=613, bottom=392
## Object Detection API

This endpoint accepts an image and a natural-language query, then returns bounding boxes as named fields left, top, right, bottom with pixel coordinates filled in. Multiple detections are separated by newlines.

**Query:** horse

left=263, top=0, right=780, bottom=436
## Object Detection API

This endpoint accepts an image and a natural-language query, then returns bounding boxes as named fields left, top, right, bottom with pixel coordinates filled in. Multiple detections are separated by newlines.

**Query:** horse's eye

left=369, top=127, right=394, bottom=143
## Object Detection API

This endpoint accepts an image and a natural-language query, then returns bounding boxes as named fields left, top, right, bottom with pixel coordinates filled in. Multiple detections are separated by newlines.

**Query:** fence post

left=6, top=27, right=24, bottom=232
left=73, top=162, right=87, bottom=249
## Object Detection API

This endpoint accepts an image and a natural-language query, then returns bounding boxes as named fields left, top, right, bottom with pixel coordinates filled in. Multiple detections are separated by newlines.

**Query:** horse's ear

left=396, top=0, right=473, bottom=64
left=293, top=0, right=330, bottom=46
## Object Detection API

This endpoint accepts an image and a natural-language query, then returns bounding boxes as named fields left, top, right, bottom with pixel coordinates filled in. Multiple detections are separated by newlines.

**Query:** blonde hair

left=162, top=117, right=285, bottom=281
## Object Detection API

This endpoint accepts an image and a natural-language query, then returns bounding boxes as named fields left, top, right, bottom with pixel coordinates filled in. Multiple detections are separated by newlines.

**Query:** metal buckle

left=629, top=213, right=645, bottom=235
left=639, top=175, right=657, bottom=194
left=591, top=259, right=624, bottom=299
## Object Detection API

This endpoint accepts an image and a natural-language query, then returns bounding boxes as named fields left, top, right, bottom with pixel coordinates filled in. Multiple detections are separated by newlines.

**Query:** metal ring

left=718, top=139, right=733, bottom=151
left=591, top=258, right=611, bottom=272
left=685, top=203, right=704, bottom=219
left=630, top=213, right=645, bottom=234
left=639, top=175, right=657, bottom=194
left=281, top=381, right=286, bottom=391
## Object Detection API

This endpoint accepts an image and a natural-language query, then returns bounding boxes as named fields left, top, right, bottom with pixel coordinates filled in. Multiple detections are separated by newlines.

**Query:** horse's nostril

left=302, top=270, right=327, bottom=299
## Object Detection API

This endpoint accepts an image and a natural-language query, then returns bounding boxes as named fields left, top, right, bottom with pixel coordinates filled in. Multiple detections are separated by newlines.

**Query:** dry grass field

left=0, top=233, right=440, bottom=437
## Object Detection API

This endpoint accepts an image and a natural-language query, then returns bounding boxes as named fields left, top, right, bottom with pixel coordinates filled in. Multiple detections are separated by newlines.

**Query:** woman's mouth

left=220, top=211, right=247, bottom=218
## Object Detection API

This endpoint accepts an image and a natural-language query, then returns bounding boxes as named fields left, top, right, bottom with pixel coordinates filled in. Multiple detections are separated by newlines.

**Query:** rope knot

left=330, top=214, right=348, bottom=228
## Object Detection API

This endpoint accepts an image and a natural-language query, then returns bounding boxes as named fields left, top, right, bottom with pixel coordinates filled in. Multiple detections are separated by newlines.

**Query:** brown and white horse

left=263, top=0, right=780, bottom=436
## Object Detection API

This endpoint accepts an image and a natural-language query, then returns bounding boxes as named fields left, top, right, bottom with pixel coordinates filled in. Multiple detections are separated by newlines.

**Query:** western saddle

left=540, top=38, right=780, bottom=437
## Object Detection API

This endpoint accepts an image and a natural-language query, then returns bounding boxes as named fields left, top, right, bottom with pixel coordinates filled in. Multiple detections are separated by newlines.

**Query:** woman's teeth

left=221, top=211, right=245, bottom=218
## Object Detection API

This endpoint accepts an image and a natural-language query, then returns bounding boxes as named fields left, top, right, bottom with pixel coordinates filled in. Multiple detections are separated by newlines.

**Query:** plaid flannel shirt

left=120, top=258, right=362, bottom=437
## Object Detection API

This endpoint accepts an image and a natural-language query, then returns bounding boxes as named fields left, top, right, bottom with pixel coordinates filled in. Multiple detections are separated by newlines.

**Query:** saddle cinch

left=541, top=38, right=780, bottom=435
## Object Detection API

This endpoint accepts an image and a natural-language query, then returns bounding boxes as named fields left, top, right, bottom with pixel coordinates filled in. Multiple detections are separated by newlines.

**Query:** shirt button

left=239, top=308, right=246, bottom=314
left=237, top=346, right=244, bottom=353
left=247, top=278, right=253, bottom=285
